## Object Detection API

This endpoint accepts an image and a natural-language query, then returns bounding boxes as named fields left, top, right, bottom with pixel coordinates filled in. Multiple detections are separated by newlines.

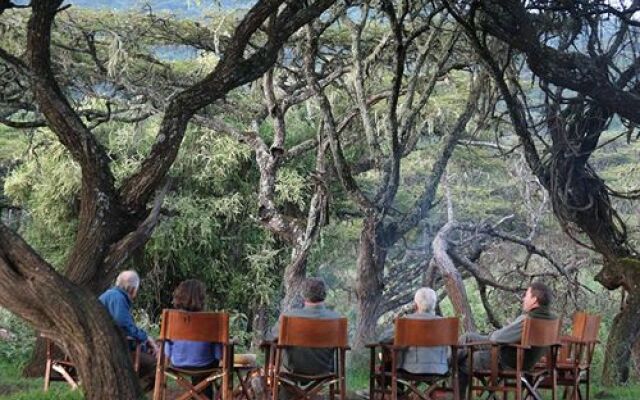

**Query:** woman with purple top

left=165, top=279, right=222, bottom=399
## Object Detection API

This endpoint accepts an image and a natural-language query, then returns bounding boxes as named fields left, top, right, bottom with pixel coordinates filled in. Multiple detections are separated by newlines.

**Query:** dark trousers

left=137, top=351, right=157, bottom=392
left=457, top=332, right=494, bottom=397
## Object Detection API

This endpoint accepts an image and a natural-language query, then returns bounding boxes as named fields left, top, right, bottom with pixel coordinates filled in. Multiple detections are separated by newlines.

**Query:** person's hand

left=147, top=338, right=159, bottom=356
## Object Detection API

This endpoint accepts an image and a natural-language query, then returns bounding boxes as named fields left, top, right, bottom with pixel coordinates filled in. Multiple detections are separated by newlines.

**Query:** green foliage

left=3, top=130, right=80, bottom=268
left=0, top=309, right=35, bottom=363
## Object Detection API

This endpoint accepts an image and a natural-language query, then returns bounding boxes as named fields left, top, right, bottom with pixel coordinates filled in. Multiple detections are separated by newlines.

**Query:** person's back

left=492, top=303, right=556, bottom=370
left=281, top=303, right=341, bottom=375
left=457, top=281, right=557, bottom=395
left=164, top=280, right=222, bottom=369
left=379, top=288, right=449, bottom=375
left=164, top=279, right=221, bottom=400
left=399, top=312, right=449, bottom=375
left=98, top=270, right=157, bottom=392
left=270, top=278, right=341, bottom=377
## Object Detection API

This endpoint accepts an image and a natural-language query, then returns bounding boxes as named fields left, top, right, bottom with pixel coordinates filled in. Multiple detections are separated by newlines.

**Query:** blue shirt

left=165, top=340, right=222, bottom=368
left=98, top=287, right=148, bottom=342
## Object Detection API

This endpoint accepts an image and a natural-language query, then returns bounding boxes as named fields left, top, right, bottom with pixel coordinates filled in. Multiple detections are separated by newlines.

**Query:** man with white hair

left=380, top=287, right=450, bottom=374
left=99, top=270, right=158, bottom=391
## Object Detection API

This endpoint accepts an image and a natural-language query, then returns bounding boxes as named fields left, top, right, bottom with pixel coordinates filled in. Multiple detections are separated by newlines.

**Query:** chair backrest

left=582, top=314, right=601, bottom=342
left=521, top=317, right=560, bottom=347
left=159, top=309, right=229, bottom=343
left=571, top=311, right=588, bottom=339
left=393, top=317, right=459, bottom=347
left=278, top=316, right=348, bottom=348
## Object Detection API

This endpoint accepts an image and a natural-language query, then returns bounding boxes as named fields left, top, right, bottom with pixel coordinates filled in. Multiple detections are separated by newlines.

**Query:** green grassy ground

left=0, top=361, right=81, bottom=400
left=1, top=359, right=639, bottom=399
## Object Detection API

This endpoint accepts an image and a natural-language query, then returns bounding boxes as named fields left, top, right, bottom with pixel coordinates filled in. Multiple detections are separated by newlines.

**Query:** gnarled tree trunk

left=353, top=215, right=386, bottom=349
left=0, top=225, right=141, bottom=399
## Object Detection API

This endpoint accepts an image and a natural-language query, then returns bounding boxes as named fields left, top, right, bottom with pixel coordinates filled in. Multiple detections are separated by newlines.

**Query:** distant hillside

left=66, top=0, right=252, bottom=15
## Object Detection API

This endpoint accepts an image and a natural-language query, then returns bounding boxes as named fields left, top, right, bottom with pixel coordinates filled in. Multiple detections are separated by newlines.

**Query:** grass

left=1, top=357, right=640, bottom=399
left=0, top=361, right=81, bottom=400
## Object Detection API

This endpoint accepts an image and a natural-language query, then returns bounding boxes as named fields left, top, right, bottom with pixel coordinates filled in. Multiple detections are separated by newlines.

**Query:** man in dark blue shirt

left=99, top=270, right=158, bottom=392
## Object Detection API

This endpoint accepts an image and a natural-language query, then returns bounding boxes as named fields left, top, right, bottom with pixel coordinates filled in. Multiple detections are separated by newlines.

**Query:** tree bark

left=6, top=0, right=339, bottom=390
left=600, top=267, right=640, bottom=385
left=353, top=215, right=386, bottom=349
left=431, top=237, right=476, bottom=332
left=0, top=225, right=141, bottom=399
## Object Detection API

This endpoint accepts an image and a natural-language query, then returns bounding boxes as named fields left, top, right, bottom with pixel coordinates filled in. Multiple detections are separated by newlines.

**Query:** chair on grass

left=272, top=316, right=349, bottom=400
left=537, top=312, right=601, bottom=400
left=43, top=334, right=141, bottom=391
left=368, top=317, right=460, bottom=400
left=153, top=310, right=232, bottom=400
left=466, top=317, right=561, bottom=400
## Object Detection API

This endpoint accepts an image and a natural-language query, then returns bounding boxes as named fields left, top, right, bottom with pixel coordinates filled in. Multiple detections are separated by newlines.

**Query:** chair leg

left=391, top=376, right=398, bottom=400
left=585, top=370, right=590, bottom=400
left=52, top=364, right=78, bottom=390
left=43, top=358, right=52, bottom=391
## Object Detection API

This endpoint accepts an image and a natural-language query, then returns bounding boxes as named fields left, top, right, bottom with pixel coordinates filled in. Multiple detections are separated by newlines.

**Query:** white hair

left=115, top=270, right=140, bottom=293
left=414, top=287, right=437, bottom=312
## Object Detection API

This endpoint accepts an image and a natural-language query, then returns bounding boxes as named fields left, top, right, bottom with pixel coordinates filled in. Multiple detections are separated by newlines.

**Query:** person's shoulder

left=405, top=312, right=440, bottom=320
left=99, top=287, right=117, bottom=299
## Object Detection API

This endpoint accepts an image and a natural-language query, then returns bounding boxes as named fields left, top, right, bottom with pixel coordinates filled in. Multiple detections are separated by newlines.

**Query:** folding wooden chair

left=536, top=312, right=601, bottom=400
left=466, top=317, right=560, bottom=400
left=272, top=316, right=349, bottom=400
left=43, top=333, right=141, bottom=391
left=369, top=317, right=460, bottom=400
left=153, top=310, right=232, bottom=400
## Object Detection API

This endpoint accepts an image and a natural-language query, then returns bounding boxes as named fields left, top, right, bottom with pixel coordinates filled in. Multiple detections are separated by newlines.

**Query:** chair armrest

left=560, top=336, right=587, bottom=345
left=501, top=343, right=531, bottom=350
left=365, top=343, right=380, bottom=349
left=460, top=340, right=496, bottom=347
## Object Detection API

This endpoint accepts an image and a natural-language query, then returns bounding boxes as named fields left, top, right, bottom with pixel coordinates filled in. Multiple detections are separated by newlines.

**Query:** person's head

left=414, top=287, right=437, bottom=313
left=303, top=277, right=327, bottom=304
left=172, top=279, right=207, bottom=312
left=522, top=281, right=553, bottom=312
left=115, top=270, right=140, bottom=300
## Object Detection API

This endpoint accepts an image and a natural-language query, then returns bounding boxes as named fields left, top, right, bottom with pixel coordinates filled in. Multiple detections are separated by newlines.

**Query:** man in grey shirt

left=457, top=281, right=556, bottom=395
left=380, top=287, right=450, bottom=375
left=270, top=277, right=341, bottom=377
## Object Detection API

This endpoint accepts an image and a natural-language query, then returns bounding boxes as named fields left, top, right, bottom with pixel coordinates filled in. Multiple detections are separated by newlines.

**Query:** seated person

left=99, top=270, right=158, bottom=392
left=457, top=281, right=556, bottom=395
left=379, top=287, right=449, bottom=375
left=269, top=277, right=341, bottom=383
left=165, top=279, right=222, bottom=399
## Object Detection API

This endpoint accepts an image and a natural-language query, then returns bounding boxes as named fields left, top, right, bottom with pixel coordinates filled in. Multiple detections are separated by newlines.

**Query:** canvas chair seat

left=167, top=365, right=225, bottom=377
left=280, top=370, right=337, bottom=382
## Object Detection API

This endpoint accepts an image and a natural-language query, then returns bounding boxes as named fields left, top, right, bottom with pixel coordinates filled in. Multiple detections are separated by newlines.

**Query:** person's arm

left=266, top=320, right=279, bottom=341
left=379, top=326, right=394, bottom=344
left=489, top=315, right=525, bottom=343
left=110, top=295, right=148, bottom=342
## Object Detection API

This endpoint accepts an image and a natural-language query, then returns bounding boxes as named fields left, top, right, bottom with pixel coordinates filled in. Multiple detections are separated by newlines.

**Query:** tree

left=305, top=0, right=486, bottom=347
left=0, top=0, right=336, bottom=397
left=443, top=0, right=640, bottom=384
